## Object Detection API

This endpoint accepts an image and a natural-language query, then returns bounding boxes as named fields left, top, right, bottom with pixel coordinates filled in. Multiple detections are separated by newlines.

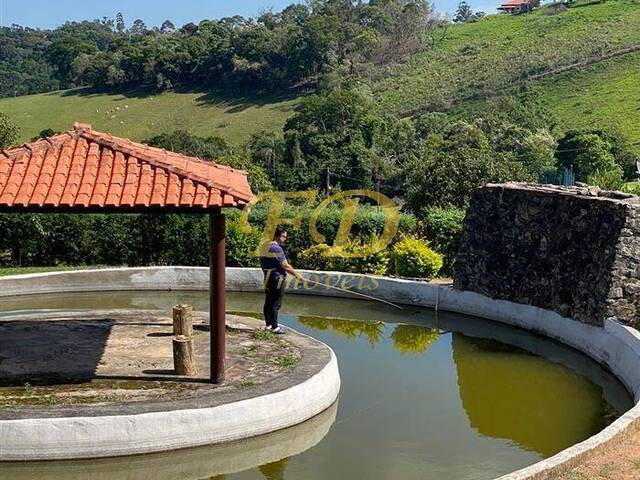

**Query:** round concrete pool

left=0, top=289, right=632, bottom=480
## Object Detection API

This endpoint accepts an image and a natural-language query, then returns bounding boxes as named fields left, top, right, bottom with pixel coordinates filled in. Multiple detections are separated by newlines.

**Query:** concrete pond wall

left=2, top=266, right=640, bottom=479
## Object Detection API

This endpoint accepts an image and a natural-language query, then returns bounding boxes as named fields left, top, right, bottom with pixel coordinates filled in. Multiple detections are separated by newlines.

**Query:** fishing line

left=300, top=277, right=404, bottom=310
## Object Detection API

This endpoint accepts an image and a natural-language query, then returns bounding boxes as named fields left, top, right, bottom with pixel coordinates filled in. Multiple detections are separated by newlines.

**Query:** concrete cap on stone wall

left=484, top=182, right=640, bottom=204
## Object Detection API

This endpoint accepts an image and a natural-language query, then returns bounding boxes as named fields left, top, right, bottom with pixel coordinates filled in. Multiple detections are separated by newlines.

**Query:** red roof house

left=498, top=0, right=540, bottom=13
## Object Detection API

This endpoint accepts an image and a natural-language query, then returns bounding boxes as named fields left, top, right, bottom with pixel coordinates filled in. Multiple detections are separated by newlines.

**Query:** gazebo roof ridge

left=71, top=122, right=247, bottom=175
left=73, top=126, right=248, bottom=198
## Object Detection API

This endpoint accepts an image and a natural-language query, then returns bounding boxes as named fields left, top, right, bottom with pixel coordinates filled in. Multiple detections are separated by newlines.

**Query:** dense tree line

left=0, top=86, right=635, bottom=270
left=1, top=1, right=638, bottom=272
left=0, top=0, right=441, bottom=98
left=243, top=84, right=636, bottom=211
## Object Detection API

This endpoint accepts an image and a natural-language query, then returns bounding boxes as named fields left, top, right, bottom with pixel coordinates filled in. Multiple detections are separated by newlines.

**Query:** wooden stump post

left=173, top=335, right=197, bottom=376
left=173, top=304, right=193, bottom=337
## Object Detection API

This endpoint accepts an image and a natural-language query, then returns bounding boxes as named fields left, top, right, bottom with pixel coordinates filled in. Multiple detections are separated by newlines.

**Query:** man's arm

left=282, top=260, right=302, bottom=280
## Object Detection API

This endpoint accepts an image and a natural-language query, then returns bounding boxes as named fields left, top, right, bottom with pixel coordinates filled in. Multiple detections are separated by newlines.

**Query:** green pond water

left=0, top=291, right=633, bottom=480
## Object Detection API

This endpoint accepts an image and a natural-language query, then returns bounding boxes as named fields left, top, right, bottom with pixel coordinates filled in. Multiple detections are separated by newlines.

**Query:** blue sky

left=0, top=0, right=499, bottom=29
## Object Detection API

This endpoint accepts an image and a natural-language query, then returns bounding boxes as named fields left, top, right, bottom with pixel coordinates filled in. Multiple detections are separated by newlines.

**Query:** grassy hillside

left=0, top=88, right=300, bottom=144
left=537, top=49, right=640, bottom=145
left=371, top=0, right=640, bottom=125
left=1, top=0, right=638, bottom=147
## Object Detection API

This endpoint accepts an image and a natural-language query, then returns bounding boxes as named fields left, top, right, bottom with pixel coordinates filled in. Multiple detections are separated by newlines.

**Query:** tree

left=556, top=130, right=622, bottom=182
left=359, top=0, right=436, bottom=62
left=46, top=21, right=115, bottom=87
left=180, top=22, right=199, bottom=36
left=0, top=113, right=19, bottom=149
left=130, top=19, right=147, bottom=36
left=404, top=121, right=532, bottom=211
left=453, top=1, right=474, bottom=23
left=249, top=131, right=283, bottom=175
left=116, top=12, right=126, bottom=33
left=282, top=87, right=384, bottom=191
left=518, top=130, right=557, bottom=182
left=161, top=20, right=176, bottom=32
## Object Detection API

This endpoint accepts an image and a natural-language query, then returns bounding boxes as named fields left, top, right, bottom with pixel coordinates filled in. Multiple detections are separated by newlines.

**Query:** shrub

left=225, top=220, right=261, bottom=267
left=245, top=204, right=417, bottom=264
left=586, top=169, right=624, bottom=191
left=332, top=240, right=390, bottom=275
left=423, top=208, right=466, bottom=275
left=298, top=241, right=390, bottom=275
left=0, top=113, right=19, bottom=149
left=298, top=244, right=334, bottom=271
left=621, top=182, right=640, bottom=195
left=392, top=237, right=443, bottom=279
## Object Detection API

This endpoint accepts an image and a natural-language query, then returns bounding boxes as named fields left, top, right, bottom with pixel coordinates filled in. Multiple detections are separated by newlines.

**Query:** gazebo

left=0, top=122, right=254, bottom=384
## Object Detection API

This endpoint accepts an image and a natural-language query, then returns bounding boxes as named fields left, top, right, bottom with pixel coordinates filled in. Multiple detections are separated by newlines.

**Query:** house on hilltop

left=498, top=0, right=540, bottom=13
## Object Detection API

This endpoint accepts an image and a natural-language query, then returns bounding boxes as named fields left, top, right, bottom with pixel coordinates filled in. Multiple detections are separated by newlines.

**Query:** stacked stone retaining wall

left=454, top=183, right=640, bottom=326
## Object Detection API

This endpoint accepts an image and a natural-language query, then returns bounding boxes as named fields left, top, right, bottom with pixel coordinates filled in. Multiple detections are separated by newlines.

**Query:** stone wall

left=454, top=183, right=640, bottom=326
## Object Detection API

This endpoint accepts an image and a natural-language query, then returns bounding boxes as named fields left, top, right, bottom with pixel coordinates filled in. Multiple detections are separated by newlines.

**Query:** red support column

left=210, top=211, right=226, bottom=384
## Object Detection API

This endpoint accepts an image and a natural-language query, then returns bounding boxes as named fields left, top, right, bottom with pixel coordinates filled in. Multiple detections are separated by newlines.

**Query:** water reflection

left=298, top=317, right=440, bottom=354
left=259, top=458, right=290, bottom=480
left=390, top=324, right=439, bottom=355
left=298, top=316, right=385, bottom=347
left=452, top=335, right=610, bottom=457
left=0, top=402, right=337, bottom=480
left=0, top=291, right=633, bottom=480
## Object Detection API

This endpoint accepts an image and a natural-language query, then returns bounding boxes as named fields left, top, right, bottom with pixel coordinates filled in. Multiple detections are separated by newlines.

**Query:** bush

left=392, top=237, right=443, bottom=279
left=245, top=204, right=417, bottom=264
left=0, top=113, right=19, bottom=149
left=586, top=169, right=624, bottom=191
left=332, top=240, right=390, bottom=275
left=298, top=240, right=390, bottom=275
left=423, top=208, right=466, bottom=275
left=225, top=217, right=261, bottom=267
left=622, top=182, right=640, bottom=195
left=298, top=244, right=334, bottom=271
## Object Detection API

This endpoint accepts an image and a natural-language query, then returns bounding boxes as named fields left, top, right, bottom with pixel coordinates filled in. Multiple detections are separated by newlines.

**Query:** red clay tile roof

left=0, top=123, right=253, bottom=212
left=499, top=0, right=529, bottom=6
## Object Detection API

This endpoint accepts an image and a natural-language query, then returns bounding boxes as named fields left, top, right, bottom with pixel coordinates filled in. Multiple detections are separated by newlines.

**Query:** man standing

left=260, top=227, right=302, bottom=334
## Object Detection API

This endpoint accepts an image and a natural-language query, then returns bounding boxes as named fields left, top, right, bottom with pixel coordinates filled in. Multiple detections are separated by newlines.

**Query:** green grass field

left=371, top=0, right=640, bottom=133
left=537, top=50, right=640, bottom=146
left=0, top=88, right=300, bottom=145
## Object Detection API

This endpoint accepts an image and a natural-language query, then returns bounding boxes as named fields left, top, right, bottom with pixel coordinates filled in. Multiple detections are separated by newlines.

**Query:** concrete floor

left=0, top=310, right=328, bottom=419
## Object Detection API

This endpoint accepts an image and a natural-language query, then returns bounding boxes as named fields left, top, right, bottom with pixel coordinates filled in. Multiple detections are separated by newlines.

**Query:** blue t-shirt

left=260, top=242, right=287, bottom=280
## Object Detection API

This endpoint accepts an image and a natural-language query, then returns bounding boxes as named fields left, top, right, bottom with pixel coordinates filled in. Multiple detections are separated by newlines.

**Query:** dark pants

left=264, top=275, right=286, bottom=329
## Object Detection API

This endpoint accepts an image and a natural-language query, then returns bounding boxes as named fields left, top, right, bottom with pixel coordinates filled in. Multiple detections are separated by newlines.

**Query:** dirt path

left=560, top=435, right=640, bottom=480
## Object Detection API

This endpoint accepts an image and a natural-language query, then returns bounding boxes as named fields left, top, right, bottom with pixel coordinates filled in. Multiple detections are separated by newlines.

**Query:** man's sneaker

left=265, top=325, right=273, bottom=331
left=271, top=326, right=286, bottom=335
